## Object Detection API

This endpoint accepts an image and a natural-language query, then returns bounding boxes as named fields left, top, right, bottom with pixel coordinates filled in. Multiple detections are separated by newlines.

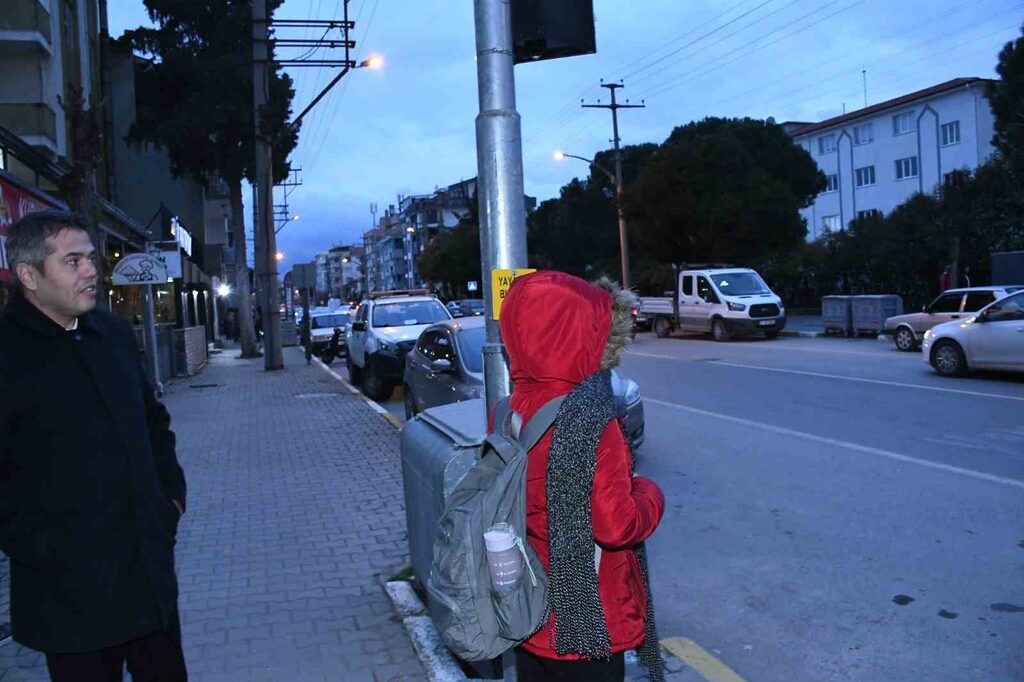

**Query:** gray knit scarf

left=547, top=370, right=664, bottom=681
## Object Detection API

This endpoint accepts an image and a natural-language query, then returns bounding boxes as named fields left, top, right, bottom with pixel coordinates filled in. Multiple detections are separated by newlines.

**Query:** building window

left=822, top=215, right=841, bottom=232
left=825, top=174, right=839, bottom=192
left=854, top=165, right=876, bottom=187
left=818, top=134, right=836, bottom=154
left=853, top=123, right=873, bottom=145
left=892, top=111, right=915, bottom=136
left=895, top=156, right=918, bottom=180
left=941, top=121, right=961, bottom=146
left=857, top=209, right=881, bottom=220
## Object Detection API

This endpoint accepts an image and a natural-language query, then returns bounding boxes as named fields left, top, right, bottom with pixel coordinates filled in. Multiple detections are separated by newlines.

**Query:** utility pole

left=583, top=82, right=644, bottom=290
left=252, top=0, right=284, bottom=370
left=474, top=0, right=527, bottom=414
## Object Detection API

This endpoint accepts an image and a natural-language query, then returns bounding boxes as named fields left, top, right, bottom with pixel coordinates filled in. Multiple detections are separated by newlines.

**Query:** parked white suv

left=345, top=291, right=452, bottom=401
left=884, top=286, right=1023, bottom=351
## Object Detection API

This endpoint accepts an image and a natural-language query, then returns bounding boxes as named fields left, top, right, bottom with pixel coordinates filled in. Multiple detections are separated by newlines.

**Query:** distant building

left=788, top=78, right=996, bottom=239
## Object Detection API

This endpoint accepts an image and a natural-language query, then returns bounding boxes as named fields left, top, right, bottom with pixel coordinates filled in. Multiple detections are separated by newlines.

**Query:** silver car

left=922, top=289, right=1024, bottom=376
left=403, top=316, right=645, bottom=450
left=884, top=286, right=1023, bottom=352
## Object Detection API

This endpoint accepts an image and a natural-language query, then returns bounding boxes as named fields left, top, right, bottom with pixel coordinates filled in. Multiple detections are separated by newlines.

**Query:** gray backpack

left=427, top=395, right=564, bottom=662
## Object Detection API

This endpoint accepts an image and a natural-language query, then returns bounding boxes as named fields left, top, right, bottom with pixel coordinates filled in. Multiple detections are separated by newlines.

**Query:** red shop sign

left=0, top=173, right=60, bottom=283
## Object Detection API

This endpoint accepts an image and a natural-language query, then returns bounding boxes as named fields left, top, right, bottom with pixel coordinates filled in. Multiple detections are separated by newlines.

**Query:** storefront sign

left=112, top=253, right=169, bottom=285
left=0, top=173, right=60, bottom=283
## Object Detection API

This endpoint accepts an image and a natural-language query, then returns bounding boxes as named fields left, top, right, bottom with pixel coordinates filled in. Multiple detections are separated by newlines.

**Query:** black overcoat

left=0, top=294, right=186, bottom=653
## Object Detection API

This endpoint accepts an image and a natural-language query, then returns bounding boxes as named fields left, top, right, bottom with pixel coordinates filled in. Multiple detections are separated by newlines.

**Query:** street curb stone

left=383, top=582, right=467, bottom=682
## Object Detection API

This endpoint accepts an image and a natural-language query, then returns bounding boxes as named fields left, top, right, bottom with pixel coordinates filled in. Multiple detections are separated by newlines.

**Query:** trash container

left=851, top=295, right=903, bottom=335
left=821, top=295, right=854, bottom=336
left=400, top=398, right=486, bottom=588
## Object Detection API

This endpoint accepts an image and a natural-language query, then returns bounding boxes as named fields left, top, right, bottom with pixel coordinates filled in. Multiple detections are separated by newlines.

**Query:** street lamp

left=359, top=54, right=384, bottom=69
left=554, top=149, right=631, bottom=289
left=217, top=283, right=231, bottom=297
left=275, top=252, right=285, bottom=261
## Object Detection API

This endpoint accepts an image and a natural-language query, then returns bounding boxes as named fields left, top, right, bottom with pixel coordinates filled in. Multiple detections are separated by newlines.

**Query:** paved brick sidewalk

left=1, top=346, right=424, bottom=681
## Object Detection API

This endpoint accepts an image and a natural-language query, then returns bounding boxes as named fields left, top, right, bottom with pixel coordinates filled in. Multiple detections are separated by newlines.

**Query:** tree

left=122, top=0, right=299, bottom=358
left=986, top=28, right=1024, bottom=179
left=623, top=117, right=825, bottom=270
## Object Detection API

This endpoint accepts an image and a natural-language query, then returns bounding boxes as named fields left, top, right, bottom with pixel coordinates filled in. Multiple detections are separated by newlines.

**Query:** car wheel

left=894, top=327, right=917, bottom=352
left=931, top=340, right=967, bottom=377
left=653, top=317, right=672, bottom=339
left=404, top=385, right=418, bottom=420
left=346, top=353, right=362, bottom=385
left=361, top=358, right=394, bottom=401
left=764, top=330, right=779, bottom=340
left=712, top=318, right=730, bottom=342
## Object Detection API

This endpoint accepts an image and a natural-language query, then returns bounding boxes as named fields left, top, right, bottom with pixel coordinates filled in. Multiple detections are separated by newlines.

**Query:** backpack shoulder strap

left=517, top=395, right=565, bottom=452
left=492, top=396, right=512, bottom=438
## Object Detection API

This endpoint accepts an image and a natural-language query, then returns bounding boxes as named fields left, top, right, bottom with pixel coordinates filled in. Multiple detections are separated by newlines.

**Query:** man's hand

left=172, top=500, right=183, bottom=516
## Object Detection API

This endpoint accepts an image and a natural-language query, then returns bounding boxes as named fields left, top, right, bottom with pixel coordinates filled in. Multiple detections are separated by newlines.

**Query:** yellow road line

left=661, top=637, right=746, bottom=682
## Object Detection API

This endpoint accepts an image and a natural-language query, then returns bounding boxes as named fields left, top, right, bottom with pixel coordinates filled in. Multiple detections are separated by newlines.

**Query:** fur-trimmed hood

left=500, top=270, right=636, bottom=388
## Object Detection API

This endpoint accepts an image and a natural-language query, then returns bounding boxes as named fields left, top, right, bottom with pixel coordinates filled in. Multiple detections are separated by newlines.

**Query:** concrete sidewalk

left=0, top=345, right=425, bottom=681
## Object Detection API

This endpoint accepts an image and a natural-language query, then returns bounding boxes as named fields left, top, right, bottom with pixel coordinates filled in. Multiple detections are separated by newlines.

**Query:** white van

left=639, top=267, right=786, bottom=341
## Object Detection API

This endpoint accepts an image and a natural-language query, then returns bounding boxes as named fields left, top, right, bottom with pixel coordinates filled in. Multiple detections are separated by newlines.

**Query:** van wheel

left=361, top=358, right=394, bottom=402
left=653, top=317, right=672, bottom=338
left=346, top=353, right=362, bottom=384
left=712, top=318, right=730, bottom=342
left=894, top=327, right=917, bottom=352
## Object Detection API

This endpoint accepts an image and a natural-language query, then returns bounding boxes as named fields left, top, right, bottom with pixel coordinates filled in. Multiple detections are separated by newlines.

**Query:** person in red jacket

left=498, top=271, right=666, bottom=682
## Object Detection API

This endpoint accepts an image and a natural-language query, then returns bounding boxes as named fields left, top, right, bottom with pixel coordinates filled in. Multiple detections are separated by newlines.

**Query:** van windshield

left=713, top=272, right=770, bottom=296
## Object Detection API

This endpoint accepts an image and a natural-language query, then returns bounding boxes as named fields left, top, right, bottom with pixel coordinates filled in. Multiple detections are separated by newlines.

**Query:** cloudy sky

left=106, top=0, right=1022, bottom=274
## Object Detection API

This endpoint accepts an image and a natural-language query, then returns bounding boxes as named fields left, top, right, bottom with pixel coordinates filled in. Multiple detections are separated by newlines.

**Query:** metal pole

left=142, top=282, right=164, bottom=396
left=474, top=0, right=527, bottom=416
left=253, top=0, right=284, bottom=370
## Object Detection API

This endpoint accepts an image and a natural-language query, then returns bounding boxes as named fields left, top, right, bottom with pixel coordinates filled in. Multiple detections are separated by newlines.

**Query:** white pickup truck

left=640, top=267, right=786, bottom=341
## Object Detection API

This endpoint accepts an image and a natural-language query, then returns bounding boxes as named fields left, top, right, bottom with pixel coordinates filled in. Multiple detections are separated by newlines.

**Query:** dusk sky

left=106, top=0, right=1023, bottom=275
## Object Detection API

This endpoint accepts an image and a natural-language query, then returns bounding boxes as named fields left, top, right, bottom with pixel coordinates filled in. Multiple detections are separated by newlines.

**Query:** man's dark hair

left=6, top=210, right=94, bottom=289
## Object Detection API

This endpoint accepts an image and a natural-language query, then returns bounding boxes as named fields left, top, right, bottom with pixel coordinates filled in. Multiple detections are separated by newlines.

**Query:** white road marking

left=644, top=397, right=1024, bottom=491
left=709, top=360, right=1024, bottom=403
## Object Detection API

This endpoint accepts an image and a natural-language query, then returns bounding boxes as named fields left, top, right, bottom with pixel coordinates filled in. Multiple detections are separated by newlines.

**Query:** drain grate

left=188, top=383, right=222, bottom=389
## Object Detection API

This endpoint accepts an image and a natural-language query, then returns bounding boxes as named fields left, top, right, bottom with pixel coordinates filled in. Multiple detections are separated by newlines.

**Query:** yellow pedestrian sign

left=491, top=268, right=536, bottom=320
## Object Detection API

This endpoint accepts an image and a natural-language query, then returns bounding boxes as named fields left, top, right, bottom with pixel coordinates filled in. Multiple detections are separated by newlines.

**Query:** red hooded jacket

left=497, top=271, right=665, bottom=660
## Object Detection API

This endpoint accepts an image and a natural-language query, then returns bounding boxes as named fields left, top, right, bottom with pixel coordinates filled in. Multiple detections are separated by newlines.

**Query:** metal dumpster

left=400, top=398, right=486, bottom=587
left=852, top=295, right=903, bottom=335
left=821, top=295, right=854, bottom=336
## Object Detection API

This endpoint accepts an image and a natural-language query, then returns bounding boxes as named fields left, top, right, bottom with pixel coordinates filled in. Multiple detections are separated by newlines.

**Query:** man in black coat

left=0, top=210, right=187, bottom=681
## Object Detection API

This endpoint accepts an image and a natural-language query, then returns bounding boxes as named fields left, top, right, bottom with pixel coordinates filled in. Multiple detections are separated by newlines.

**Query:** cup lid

left=484, top=524, right=516, bottom=552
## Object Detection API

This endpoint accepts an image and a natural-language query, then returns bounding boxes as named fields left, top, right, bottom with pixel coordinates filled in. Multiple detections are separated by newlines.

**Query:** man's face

left=21, top=228, right=99, bottom=326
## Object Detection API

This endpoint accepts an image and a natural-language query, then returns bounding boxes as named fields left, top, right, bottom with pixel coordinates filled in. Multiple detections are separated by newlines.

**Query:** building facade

left=789, top=78, right=996, bottom=239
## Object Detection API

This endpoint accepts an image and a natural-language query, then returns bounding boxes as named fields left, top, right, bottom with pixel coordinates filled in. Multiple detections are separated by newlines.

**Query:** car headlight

left=923, top=329, right=932, bottom=340
left=379, top=340, right=399, bottom=354
left=727, top=302, right=747, bottom=312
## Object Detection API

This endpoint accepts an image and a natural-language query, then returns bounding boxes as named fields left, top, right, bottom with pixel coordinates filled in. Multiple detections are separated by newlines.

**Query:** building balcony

left=0, top=1, right=53, bottom=56
left=0, top=103, right=57, bottom=154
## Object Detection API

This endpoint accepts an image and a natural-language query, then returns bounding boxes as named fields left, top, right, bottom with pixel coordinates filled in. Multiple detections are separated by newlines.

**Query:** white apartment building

left=789, top=78, right=996, bottom=240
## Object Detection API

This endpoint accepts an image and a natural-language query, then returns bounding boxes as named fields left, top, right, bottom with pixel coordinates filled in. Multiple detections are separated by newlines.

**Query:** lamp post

left=555, top=149, right=631, bottom=289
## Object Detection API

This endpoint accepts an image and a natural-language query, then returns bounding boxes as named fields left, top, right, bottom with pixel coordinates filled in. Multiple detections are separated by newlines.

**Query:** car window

left=929, top=293, right=963, bottom=314
left=372, top=300, right=450, bottom=328
left=311, top=313, right=350, bottom=329
left=713, top=272, right=770, bottom=295
left=682, top=276, right=693, bottom=297
left=416, top=331, right=439, bottom=360
left=963, top=292, right=996, bottom=312
left=356, top=304, right=368, bottom=323
left=433, top=333, right=455, bottom=362
left=985, top=292, right=1024, bottom=322
left=697, top=276, right=720, bottom=304
left=456, top=326, right=485, bottom=373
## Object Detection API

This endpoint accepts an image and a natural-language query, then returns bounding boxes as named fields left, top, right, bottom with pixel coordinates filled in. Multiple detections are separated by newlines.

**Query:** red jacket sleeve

left=590, top=421, right=665, bottom=550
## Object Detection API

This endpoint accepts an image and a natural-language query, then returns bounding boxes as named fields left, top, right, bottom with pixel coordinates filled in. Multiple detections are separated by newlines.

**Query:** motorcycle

left=319, top=327, right=344, bottom=365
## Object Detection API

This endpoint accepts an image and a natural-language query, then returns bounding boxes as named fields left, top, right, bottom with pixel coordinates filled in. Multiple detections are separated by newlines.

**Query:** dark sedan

left=403, top=316, right=645, bottom=450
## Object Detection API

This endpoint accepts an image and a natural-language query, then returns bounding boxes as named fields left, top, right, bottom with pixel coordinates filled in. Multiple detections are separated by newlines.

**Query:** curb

left=313, top=357, right=404, bottom=430
left=778, top=329, right=824, bottom=338
left=384, top=581, right=468, bottom=682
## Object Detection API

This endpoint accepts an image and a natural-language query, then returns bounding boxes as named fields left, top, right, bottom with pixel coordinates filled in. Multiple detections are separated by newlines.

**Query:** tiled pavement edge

left=1, top=344, right=425, bottom=682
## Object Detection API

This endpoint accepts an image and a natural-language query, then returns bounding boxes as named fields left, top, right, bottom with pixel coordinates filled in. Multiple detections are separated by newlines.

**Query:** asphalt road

left=622, top=332, right=1024, bottom=682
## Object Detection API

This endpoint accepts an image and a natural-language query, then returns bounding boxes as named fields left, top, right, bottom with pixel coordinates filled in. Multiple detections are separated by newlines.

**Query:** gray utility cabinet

left=400, top=398, right=487, bottom=588
left=851, top=295, right=903, bottom=335
left=821, top=295, right=854, bottom=336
